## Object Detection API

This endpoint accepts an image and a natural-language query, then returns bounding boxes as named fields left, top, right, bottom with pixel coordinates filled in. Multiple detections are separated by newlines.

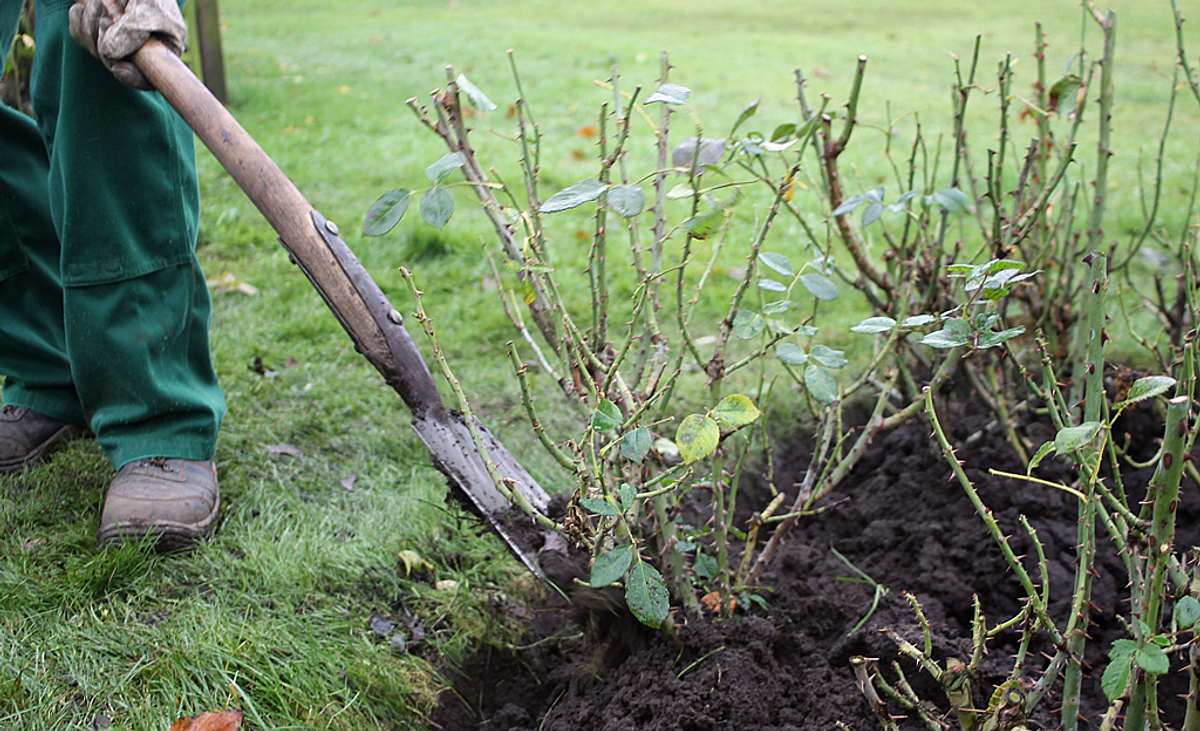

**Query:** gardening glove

left=68, top=0, right=187, bottom=90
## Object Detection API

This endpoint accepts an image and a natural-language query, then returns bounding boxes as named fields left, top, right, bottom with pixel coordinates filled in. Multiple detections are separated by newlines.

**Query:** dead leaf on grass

left=398, top=549, right=433, bottom=577
left=340, top=474, right=357, bottom=491
left=369, top=614, right=396, bottom=638
left=169, top=710, right=243, bottom=731
left=206, top=272, right=258, bottom=296
left=266, top=444, right=303, bottom=459
left=249, top=356, right=277, bottom=378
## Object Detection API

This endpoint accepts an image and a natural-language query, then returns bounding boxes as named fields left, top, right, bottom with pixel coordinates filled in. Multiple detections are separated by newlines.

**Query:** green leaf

left=1101, top=654, right=1131, bottom=703
left=758, top=252, right=794, bottom=278
left=800, top=272, right=838, bottom=301
left=712, top=394, right=761, bottom=429
left=728, top=99, right=760, bottom=137
left=619, top=483, right=637, bottom=512
left=1110, top=638, right=1138, bottom=661
left=720, top=97, right=758, bottom=136
left=977, top=326, right=1025, bottom=349
left=805, top=364, right=838, bottom=403
left=608, top=184, right=645, bottom=218
left=420, top=187, right=454, bottom=229
left=580, top=497, right=619, bottom=516
left=1118, top=376, right=1177, bottom=408
left=1175, top=596, right=1200, bottom=630
left=1027, top=441, right=1055, bottom=473
left=653, top=437, right=680, bottom=463
left=693, top=551, right=718, bottom=582
left=455, top=73, right=497, bottom=111
left=362, top=189, right=411, bottom=236
left=775, top=342, right=808, bottom=366
left=672, top=137, right=726, bottom=170
left=902, top=314, right=937, bottom=328
left=769, top=123, right=796, bottom=142
left=625, top=561, right=670, bottom=629
left=591, top=399, right=622, bottom=432
left=667, top=183, right=697, bottom=200
left=1054, top=421, right=1102, bottom=454
left=1136, top=643, right=1170, bottom=675
left=810, top=345, right=847, bottom=369
left=621, top=427, right=652, bottom=463
left=676, top=414, right=720, bottom=464
left=921, top=318, right=971, bottom=348
left=851, top=316, right=896, bottom=334
left=741, top=592, right=770, bottom=611
left=757, top=278, right=787, bottom=293
left=645, top=82, right=690, bottom=105
left=541, top=179, right=608, bottom=213
left=762, top=300, right=791, bottom=316
left=590, top=544, right=633, bottom=587
left=1048, top=73, right=1083, bottom=113
left=832, top=195, right=864, bottom=217
left=424, top=152, right=465, bottom=183
left=683, top=207, right=725, bottom=239
left=932, top=187, right=973, bottom=214
left=862, top=201, right=884, bottom=227
left=733, top=310, right=765, bottom=339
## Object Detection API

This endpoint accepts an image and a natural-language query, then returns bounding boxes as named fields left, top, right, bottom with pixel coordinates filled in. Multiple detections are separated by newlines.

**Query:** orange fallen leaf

left=577, top=125, right=597, bottom=139
left=170, top=710, right=243, bottom=731
left=700, top=591, right=737, bottom=614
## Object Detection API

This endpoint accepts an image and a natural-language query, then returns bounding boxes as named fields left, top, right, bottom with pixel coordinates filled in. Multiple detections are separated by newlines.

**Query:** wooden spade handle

left=129, top=37, right=448, bottom=418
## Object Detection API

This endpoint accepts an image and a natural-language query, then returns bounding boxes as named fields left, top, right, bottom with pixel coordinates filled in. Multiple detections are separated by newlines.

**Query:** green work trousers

left=0, top=0, right=224, bottom=468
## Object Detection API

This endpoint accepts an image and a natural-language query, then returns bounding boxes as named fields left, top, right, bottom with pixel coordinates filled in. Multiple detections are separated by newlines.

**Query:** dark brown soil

left=431, top=392, right=1199, bottom=730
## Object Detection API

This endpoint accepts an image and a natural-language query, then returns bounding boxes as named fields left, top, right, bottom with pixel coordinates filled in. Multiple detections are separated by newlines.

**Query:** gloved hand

left=68, top=0, right=187, bottom=90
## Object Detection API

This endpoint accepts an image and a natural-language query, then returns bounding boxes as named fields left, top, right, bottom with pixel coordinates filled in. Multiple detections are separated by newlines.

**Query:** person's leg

left=0, top=0, right=85, bottom=426
left=0, top=0, right=90, bottom=472
left=31, top=0, right=225, bottom=470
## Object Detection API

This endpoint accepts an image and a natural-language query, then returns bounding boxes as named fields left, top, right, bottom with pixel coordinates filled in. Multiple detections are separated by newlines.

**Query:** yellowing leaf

left=675, top=414, right=719, bottom=464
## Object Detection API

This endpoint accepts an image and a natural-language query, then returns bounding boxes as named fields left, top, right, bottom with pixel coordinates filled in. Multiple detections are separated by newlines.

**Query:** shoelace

left=132, top=457, right=177, bottom=473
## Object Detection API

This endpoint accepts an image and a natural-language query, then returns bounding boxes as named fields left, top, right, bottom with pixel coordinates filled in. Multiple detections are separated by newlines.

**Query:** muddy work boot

left=0, top=405, right=84, bottom=473
left=98, top=459, right=220, bottom=551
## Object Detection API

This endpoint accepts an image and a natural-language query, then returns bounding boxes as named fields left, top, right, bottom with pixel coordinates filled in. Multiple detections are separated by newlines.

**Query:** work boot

left=0, top=405, right=85, bottom=474
left=98, top=459, right=220, bottom=551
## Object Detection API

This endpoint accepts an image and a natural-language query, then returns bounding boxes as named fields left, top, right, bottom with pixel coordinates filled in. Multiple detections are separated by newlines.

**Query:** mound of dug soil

left=432, top=396, right=1198, bottom=730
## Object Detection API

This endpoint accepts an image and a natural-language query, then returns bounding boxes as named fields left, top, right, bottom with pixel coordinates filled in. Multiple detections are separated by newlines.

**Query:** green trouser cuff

left=0, top=0, right=225, bottom=469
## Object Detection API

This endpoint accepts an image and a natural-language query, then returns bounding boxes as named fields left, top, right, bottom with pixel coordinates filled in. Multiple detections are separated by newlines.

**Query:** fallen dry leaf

left=169, top=710, right=243, bottom=731
left=398, top=549, right=434, bottom=578
left=700, top=591, right=737, bottom=615
left=369, top=614, right=396, bottom=638
left=206, top=272, right=258, bottom=296
left=266, top=444, right=303, bottom=459
left=340, top=474, right=357, bottom=492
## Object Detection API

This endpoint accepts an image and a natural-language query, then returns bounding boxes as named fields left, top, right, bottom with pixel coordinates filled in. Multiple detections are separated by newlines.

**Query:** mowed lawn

left=2, top=1, right=1196, bottom=729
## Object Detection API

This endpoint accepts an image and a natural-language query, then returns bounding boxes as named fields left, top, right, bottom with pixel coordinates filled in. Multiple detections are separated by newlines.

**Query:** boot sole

left=96, top=492, right=221, bottom=553
left=0, top=425, right=86, bottom=475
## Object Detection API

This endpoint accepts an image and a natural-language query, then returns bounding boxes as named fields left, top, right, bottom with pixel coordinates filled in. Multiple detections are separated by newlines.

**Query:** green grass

left=3, top=0, right=1197, bottom=728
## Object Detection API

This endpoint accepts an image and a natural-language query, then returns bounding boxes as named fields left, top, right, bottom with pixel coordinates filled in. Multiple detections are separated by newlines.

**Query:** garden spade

left=114, top=33, right=554, bottom=579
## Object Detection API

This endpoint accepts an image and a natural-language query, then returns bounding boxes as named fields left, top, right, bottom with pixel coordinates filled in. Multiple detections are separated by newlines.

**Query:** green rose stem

left=400, top=268, right=557, bottom=532
left=924, top=387, right=1063, bottom=647
left=1125, top=394, right=1190, bottom=730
